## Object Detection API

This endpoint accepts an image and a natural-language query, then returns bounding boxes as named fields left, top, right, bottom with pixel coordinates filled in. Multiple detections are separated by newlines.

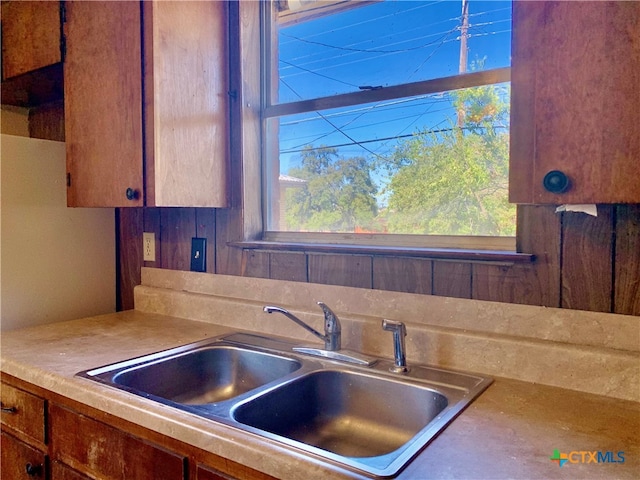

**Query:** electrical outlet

left=190, top=237, right=206, bottom=272
left=143, top=232, right=155, bottom=262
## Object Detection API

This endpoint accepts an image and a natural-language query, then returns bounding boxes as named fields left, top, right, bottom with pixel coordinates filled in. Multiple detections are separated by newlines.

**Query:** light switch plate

left=190, top=237, right=206, bottom=272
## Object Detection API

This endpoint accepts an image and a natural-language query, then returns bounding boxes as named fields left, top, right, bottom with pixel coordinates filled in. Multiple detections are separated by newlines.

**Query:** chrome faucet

left=382, top=319, right=410, bottom=373
left=263, top=302, right=341, bottom=351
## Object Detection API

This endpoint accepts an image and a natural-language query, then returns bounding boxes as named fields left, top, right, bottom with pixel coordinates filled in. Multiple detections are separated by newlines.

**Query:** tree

left=285, top=146, right=378, bottom=232
left=384, top=84, right=515, bottom=236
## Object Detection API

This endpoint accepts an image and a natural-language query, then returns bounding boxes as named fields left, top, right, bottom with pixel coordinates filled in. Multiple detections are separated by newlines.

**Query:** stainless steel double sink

left=77, top=333, right=492, bottom=478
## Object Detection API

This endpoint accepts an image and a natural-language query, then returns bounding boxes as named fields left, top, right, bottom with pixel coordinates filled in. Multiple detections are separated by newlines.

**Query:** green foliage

left=284, top=146, right=378, bottom=232
left=385, top=85, right=514, bottom=236
left=282, top=84, right=516, bottom=237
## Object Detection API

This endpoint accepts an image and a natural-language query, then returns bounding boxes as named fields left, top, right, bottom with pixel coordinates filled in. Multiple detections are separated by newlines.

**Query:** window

left=262, top=0, right=513, bottom=249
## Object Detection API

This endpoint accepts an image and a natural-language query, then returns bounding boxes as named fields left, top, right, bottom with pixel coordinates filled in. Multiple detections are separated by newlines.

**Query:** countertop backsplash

left=135, top=268, right=639, bottom=402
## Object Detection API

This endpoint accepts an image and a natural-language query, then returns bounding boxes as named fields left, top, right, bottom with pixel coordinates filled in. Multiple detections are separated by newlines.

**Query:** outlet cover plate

left=190, top=237, right=206, bottom=272
left=143, top=232, right=155, bottom=262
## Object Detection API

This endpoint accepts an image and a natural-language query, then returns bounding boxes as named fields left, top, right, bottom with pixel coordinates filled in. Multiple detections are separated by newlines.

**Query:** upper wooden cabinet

left=1, top=1, right=64, bottom=106
left=509, top=1, right=640, bottom=204
left=64, top=1, right=229, bottom=207
left=1, top=1, right=61, bottom=78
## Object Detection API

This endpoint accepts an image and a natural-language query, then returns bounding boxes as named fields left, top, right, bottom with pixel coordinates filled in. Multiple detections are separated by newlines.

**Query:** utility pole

left=457, top=0, right=469, bottom=128
left=459, top=0, right=469, bottom=74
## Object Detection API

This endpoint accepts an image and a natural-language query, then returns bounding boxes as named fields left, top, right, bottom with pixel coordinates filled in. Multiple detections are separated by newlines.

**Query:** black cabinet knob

left=125, top=188, right=140, bottom=201
left=542, top=170, right=570, bottom=194
left=25, top=463, right=42, bottom=476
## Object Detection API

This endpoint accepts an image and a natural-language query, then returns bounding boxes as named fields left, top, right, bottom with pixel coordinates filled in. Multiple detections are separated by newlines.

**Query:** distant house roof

left=279, top=174, right=307, bottom=186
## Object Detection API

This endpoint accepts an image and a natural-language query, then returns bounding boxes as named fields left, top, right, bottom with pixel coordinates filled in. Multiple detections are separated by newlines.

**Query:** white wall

left=1, top=134, right=116, bottom=330
left=0, top=106, right=29, bottom=137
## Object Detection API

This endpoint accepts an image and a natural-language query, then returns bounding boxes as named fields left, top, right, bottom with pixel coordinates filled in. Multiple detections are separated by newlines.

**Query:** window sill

left=230, top=241, right=535, bottom=264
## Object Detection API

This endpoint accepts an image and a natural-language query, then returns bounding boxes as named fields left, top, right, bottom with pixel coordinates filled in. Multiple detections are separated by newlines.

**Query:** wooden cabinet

left=1, top=432, right=47, bottom=479
left=49, top=403, right=184, bottom=480
left=64, top=1, right=229, bottom=208
left=0, top=1, right=64, bottom=106
left=1, top=1, right=61, bottom=79
left=509, top=1, right=640, bottom=204
left=1, top=377, right=273, bottom=480
left=197, top=465, right=231, bottom=480
left=0, top=383, right=46, bottom=445
left=1, top=383, right=47, bottom=479
left=50, top=462, right=91, bottom=480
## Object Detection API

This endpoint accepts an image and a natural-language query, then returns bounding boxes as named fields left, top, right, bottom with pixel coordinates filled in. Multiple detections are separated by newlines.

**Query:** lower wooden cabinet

left=1, top=431, right=47, bottom=479
left=1, top=382, right=48, bottom=479
left=49, top=403, right=185, bottom=480
left=50, top=462, right=91, bottom=480
left=197, top=464, right=234, bottom=480
left=0, top=382, right=46, bottom=445
left=1, top=378, right=274, bottom=480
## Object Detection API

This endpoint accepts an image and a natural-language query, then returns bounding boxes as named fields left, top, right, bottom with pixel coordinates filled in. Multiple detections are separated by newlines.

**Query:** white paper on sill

left=555, top=204, right=598, bottom=217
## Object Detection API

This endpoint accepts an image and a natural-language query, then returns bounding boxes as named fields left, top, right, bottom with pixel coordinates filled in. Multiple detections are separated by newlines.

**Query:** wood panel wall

left=116, top=204, right=640, bottom=316
left=26, top=99, right=640, bottom=317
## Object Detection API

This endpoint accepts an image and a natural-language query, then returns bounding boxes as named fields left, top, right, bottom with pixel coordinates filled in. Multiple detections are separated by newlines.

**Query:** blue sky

left=273, top=0, right=512, bottom=177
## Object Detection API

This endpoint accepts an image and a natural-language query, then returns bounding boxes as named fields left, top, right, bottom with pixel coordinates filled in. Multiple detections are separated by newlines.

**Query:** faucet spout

left=263, top=302, right=341, bottom=351
left=382, top=319, right=410, bottom=373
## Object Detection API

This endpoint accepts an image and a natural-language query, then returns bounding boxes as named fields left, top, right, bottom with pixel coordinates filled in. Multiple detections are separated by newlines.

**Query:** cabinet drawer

left=1, top=431, right=47, bottom=479
left=0, top=382, right=46, bottom=444
left=50, top=403, right=185, bottom=480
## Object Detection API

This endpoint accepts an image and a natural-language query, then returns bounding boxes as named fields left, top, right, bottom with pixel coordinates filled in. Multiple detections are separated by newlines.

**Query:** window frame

left=257, top=0, right=515, bottom=252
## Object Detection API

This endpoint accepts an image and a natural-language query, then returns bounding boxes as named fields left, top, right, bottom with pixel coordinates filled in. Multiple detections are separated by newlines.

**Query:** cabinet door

left=143, top=0, right=229, bottom=207
left=196, top=465, right=229, bottom=480
left=51, top=461, right=91, bottom=480
left=64, top=1, right=144, bottom=207
left=0, top=382, right=46, bottom=445
left=1, top=1, right=61, bottom=79
left=49, top=403, right=185, bottom=480
left=1, top=432, right=47, bottom=479
left=510, top=1, right=640, bottom=204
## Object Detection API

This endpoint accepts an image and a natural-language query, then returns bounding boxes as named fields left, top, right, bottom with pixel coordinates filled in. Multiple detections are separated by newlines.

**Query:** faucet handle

left=317, top=302, right=341, bottom=351
left=317, top=302, right=341, bottom=334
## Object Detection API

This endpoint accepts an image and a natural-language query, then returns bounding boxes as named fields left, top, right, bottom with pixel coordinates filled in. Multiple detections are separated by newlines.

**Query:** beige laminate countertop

left=1, top=311, right=639, bottom=479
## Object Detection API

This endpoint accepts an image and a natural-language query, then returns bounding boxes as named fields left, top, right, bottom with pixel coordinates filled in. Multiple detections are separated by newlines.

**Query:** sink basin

left=77, top=333, right=492, bottom=477
left=81, top=343, right=301, bottom=404
left=233, top=370, right=448, bottom=458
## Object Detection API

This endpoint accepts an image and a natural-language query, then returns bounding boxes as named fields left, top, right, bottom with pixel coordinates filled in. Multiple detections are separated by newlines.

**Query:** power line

left=284, top=104, right=455, bottom=150
left=279, top=59, right=360, bottom=88
left=279, top=1, right=450, bottom=48
left=275, top=1, right=511, bottom=162
left=280, top=125, right=508, bottom=155
left=279, top=94, right=452, bottom=128
left=278, top=5, right=511, bottom=79
left=280, top=22, right=461, bottom=55
left=280, top=77, right=387, bottom=161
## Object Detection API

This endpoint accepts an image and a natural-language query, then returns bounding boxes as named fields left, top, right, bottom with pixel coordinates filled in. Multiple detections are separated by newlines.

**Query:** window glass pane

left=276, top=0, right=512, bottom=103
left=266, top=83, right=515, bottom=236
left=265, top=0, right=515, bottom=240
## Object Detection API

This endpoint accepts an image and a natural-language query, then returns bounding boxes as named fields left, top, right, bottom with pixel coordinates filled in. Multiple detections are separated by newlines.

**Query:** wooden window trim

left=230, top=1, right=524, bottom=258
left=231, top=240, right=534, bottom=264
